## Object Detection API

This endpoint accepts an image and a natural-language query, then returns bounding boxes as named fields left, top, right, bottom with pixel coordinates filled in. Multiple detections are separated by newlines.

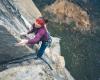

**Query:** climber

left=16, top=17, right=52, bottom=59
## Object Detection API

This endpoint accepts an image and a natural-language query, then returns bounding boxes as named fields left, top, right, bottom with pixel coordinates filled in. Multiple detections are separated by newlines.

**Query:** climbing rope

left=0, top=53, right=53, bottom=70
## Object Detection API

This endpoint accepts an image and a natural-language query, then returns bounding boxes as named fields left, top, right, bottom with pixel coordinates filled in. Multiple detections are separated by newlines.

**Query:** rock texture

left=0, top=0, right=74, bottom=80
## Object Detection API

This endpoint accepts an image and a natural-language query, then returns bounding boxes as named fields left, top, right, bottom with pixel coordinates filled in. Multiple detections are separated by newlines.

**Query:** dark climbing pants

left=37, top=41, right=49, bottom=58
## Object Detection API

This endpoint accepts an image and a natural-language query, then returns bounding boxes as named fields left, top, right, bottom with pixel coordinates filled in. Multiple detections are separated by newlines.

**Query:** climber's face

left=34, top=21, right=42, bottom=28
left=34, top=18, right=45, bottom=28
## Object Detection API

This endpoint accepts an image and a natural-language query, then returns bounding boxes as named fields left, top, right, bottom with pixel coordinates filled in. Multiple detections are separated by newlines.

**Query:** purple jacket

left=27, top=24, right=49, bottom=44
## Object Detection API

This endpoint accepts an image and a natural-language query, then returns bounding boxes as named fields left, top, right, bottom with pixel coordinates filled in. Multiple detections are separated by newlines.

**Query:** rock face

left=0, top=0, right=74, bottom=80
left=12, top=0, right=41, bottom=24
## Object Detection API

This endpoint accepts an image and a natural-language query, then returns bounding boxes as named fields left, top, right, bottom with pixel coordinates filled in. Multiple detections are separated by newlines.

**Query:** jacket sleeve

left=27, top=24, right=35, bottom=34
left=27, top=28, right=45, bottom=44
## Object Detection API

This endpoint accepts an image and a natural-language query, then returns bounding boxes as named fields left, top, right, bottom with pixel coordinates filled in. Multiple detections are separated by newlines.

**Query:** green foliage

left=68, top=21, right=76, bottom=28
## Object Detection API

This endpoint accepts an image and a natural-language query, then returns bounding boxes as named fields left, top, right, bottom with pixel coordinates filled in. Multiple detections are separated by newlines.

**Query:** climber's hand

left=15, top=39, right=28, bottom=46
left=20, top=32, right=27, bottom=36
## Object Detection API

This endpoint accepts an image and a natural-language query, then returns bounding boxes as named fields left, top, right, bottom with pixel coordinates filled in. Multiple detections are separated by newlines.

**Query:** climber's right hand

left=20, top=32, right=27, bottom=36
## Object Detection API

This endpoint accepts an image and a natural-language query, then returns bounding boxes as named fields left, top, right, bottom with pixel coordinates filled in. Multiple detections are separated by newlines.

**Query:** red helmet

left=36, top=18, right=45, bottom=26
